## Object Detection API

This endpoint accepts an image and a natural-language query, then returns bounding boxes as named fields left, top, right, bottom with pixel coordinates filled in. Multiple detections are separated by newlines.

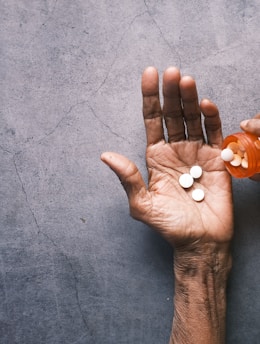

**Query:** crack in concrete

left=12, top=153, right=93, bottom=338
left=87, top=101, right=131, bottom=145
left=0, top=145, right=13, bottom=155
left=189, top=40, right=255, bottom=67
left=71, top=333, right=88, bottom=344
left=35, top=100, right=87, bottom=145
left=13, top=154, right=41, bottom=235
left=34, top=99, right=128, bottom=146
left=143, top=0, right=182, bottom=68
left=93, top=10, right=148, bottom=95
left=1, top=97, right=128, bottom=161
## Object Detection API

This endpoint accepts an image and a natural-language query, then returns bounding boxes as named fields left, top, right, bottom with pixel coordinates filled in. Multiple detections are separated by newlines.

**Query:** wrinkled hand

left=101, top=67, right=233, bottom=247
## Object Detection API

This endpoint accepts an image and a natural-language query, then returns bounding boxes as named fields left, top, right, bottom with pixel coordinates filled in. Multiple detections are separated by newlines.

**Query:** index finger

left=142, top=67, right=164, bottom=145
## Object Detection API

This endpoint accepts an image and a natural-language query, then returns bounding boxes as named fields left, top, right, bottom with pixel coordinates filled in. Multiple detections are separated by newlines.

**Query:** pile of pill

left=221, top=141, right=248, bottom=169
left=178, top=165, right=205, bottom=202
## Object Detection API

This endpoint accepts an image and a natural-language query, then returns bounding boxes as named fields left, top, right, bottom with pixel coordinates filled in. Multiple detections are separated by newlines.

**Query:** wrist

left=174, top=241, right=232, bottom=280
left=170, top=242, right=232, bottom=344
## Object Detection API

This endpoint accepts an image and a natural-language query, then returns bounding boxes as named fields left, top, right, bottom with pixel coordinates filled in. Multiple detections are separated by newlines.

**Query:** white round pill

left=241, top=158, right=248, bottom=169
left=221, top=148, right=234, bottom=162
left=190, top=165, right=203, bottom=179
left=179, top=173, right=194, bottom=188
left=192, top=188, right=205, bottom=202
left=230, top=154, right=242, bottom=166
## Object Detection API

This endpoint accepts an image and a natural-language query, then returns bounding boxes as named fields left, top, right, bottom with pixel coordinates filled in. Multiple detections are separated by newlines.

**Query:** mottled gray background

left=0, top=1, right=260, bottom=343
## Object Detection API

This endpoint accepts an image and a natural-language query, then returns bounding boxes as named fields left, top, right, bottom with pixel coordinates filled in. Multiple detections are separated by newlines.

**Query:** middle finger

left=162, top=67, right=185, bottom=142
left=180, top=76, right=204, bottom=141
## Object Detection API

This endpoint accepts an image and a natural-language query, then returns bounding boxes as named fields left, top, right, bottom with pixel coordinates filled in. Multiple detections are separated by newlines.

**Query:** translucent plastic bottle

left=222, top=132, right=260, bottom=178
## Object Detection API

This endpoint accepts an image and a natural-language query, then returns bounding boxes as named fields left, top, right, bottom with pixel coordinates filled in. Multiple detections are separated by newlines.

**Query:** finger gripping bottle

left=221, top=132, right=260, bottom=178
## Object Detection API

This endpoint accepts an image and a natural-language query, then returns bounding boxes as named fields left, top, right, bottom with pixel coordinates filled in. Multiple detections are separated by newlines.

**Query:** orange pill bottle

left=222, top=132, right=260, bottom=178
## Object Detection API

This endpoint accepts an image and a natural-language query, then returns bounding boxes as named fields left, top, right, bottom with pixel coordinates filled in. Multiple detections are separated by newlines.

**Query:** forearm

left=169, top=242, right=232, bottom=344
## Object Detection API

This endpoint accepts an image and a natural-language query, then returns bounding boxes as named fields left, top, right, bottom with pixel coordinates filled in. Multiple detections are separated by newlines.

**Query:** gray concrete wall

left=0, top=1, right=259, bottom=343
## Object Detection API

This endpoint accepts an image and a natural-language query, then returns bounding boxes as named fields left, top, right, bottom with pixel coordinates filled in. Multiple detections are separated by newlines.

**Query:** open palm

left=101, top=67, right=233, bottom=247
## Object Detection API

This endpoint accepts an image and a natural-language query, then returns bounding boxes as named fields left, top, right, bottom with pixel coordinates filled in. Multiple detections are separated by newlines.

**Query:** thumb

left=240, top=118, right=260, bottom=136
left=100, top=152, right=147, bottom=201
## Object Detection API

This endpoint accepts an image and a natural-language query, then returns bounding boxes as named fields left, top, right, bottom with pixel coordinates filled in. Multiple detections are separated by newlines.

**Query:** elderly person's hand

left=101, top=67, right=234, bottom=343
left=101, top=67, right=233, bottom=247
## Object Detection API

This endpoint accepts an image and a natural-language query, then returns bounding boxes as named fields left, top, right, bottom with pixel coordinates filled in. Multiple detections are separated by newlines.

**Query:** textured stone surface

left=0, top=1, right=260, bottom=343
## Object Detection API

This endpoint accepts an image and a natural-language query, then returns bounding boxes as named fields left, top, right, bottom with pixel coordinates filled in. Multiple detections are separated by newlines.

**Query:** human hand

left=240, top=113, right=260, bottom=136
left=101, top=67, right=234, bottom=248
left=240, top=114, right=260, bottom=181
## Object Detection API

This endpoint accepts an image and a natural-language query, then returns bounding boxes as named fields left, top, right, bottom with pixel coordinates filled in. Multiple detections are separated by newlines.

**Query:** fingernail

left=240, top=120, right=249, bottom=128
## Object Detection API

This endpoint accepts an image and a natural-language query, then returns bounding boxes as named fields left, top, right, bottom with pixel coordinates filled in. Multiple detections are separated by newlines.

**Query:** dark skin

left=101, top=66, right=234, bottom=343
left=101, top=66, right=233, bottom=246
